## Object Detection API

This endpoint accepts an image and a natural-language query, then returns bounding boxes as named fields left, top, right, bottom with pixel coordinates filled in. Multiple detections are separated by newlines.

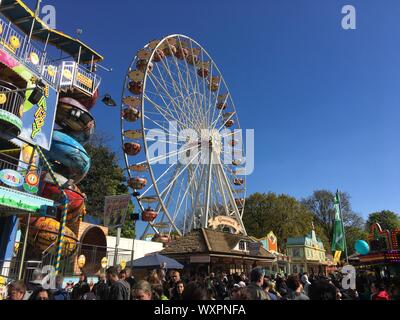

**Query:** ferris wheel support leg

left=203, top=149, right=214, bottom=228
left=216, top=161, right=230, bottom=217
left=189, top=163, right=207, bottom=230
left=216, top=161, right=247, bottom=235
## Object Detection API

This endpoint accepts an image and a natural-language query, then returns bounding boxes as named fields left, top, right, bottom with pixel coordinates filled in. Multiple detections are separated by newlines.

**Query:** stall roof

left=0, top=0, right=103, bottom=63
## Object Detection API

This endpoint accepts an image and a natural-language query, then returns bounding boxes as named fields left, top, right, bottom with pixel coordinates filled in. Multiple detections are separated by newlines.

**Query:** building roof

left=162, top=228, right=275, bottom=259
left=286, top=231, right=324, bottom=249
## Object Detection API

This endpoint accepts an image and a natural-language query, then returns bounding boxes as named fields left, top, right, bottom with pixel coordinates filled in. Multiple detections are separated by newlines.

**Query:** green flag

left=331, top=191, right=345, bottom=252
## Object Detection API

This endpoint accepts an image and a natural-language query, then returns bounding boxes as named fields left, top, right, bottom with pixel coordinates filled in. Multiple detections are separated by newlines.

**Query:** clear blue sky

left=29, top=0, right=400, bottom=221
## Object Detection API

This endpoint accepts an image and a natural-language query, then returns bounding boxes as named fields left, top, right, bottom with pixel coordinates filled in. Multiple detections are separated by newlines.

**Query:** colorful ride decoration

left=41, top=182, right=86, bottom=223
left=42, top=131, right=91, bottom=184
left=56, top=97, right=95, bottom=145
left=21, top=217, right=77, bottom=256
left=353, top=223, right=400, bottom=266
left=355, top=240, right=370, bottom=255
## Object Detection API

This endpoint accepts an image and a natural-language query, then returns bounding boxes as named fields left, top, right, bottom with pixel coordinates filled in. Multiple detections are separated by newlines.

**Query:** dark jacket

left=247, top=283, right=268, bottom=300
left=108, top=280, right=129, bottom=300
left=92, top=281, right=110, bottom=301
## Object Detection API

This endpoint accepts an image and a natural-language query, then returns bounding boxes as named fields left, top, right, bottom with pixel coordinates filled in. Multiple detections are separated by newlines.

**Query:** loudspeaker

left=28, top=88, right=44, bottom=105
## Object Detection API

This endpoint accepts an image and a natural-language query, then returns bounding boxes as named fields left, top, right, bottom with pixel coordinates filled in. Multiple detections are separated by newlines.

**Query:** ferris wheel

left=121, top=35, right=247, bottom=241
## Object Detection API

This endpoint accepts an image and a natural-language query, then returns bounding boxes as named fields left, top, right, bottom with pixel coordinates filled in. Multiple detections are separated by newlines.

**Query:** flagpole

left=337, top=190, right=349, bottom=264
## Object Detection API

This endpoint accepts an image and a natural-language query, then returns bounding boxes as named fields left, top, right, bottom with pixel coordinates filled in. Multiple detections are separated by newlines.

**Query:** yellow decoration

left=47, top=66, right=56, bottom=77
left=0, top=93, right=7, bottom=105
left=63, top=69, right=73, bottom=80
left=334, top=251, right=342, bottom=263
left=29, top=52, right=40, bottom=65
left=120, top=260, right=126, bottom=270
left=77, top=255, right=86, bottom=268
left=9, top=36, right=20, bottom=49
left=101, top=257, right=108, bottom=269
left=19, top=104, right=24, bottom=117
left=0, top=24, right=3, bottom=35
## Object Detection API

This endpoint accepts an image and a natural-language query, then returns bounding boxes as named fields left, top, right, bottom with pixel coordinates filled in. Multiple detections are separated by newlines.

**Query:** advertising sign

left=0, top=169, right=24, bottom=188
left=0, top=48, right=58, bottom=150
left=103, top=194, right=131, bottom=228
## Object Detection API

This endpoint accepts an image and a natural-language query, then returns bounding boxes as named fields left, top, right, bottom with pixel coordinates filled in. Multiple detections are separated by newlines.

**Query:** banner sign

left=103, top=194, right=131, bottom=228
left=0, top=48, right=58, bottom=150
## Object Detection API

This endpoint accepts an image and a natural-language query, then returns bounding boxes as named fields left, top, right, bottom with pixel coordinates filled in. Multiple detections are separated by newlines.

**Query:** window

left=239, top=241, right=246, bottom=251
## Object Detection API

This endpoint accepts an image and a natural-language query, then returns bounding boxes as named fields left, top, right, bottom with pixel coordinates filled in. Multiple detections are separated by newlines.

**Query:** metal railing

left=40, top=241, right=133, bottom=277
left=0, top=81, right=25, bottom=116
left=0, top=16, right=101, bottom=96
left=0, top=17, right=58, bottom=88
left=59, top=61, right=101, bottom=96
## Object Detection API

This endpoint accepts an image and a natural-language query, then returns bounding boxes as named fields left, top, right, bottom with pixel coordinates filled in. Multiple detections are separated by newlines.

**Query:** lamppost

left=129, top=212, right=140, bottom=267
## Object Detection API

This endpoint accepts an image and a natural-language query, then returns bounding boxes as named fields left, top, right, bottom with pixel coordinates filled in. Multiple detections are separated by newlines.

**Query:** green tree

left=366, top=210, right=400, bottom=232
left=302, top=190, right=366, bottom=254
left=243, top=192, right=328, bottom=252
left=79, top=134, right=135, bottom=238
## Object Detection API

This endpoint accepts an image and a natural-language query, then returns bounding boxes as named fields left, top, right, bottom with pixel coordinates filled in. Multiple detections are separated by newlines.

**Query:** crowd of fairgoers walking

left=2, top=266, right=400, bottom=300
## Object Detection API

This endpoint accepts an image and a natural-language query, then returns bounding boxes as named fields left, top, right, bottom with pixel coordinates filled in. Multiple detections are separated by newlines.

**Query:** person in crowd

left=371, top=281, right=390, bottom=300
left=229, top=287, right=252, bottom=300
left=168, top=270, right=181, bottom=299
left=170, top=281, right=185, bottom=300
left=52, top=275, right=70, bottom=300
left=301, top=272, right=312, bottom=297
left=153, top=284, right=168, bottom=300
left=26, top=269, right=43, bottom=300
left=119, top=269, right=131, bottom=300
left=134, top=280, right=153, bottom=300
left=246, top=267, right=268, bottom=300
left=182, top=282, right=207, bottom=300
left=106, top=266, right=129, bottom=300
left=268, top=281, right=282, bottom=299
left=308, top=277, right=338, bottom=300
left=125, top=268, right=137, bottom=289
left=284, top=274, right=309, bottom=300
left=71, top=272, right=88, bottom=300
left=92, top=274, right=110, bottom=301
left=30, top=288, right=52, bottom=300
left=7, top=280, right=26, bottom=301
left=148, top=270, right=162, bottom=287
left=263, top=279, right=278, bottom=300
left=275, top=275, right=289, bottom=297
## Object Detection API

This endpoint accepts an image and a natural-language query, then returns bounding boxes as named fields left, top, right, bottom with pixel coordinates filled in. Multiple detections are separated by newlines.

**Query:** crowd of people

left=4, top=266, right=400, bottom=301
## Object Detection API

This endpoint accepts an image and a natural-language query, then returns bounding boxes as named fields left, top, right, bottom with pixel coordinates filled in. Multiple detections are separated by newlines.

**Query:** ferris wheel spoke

left=147, top=73, right=195, bottom=129
left=156, top=149, right=201, bottom=201
left=139, top=161, right=178, bottom=198
left=153, top=56, right=202, bottom=129
left=154, top=149, right=201, bottom=232
left=148, top=71, right=200, bottom=129
left=168, top=169, right=187, bottom=234
left=215, top=159, right=247, bottom=235
left=144, top=95, right=191, bottom=130
left=164, top=42, right=205, bottom=127
left=169, top=161, right=202, bottom=233
left=215, top=162, right=230, bottom=217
